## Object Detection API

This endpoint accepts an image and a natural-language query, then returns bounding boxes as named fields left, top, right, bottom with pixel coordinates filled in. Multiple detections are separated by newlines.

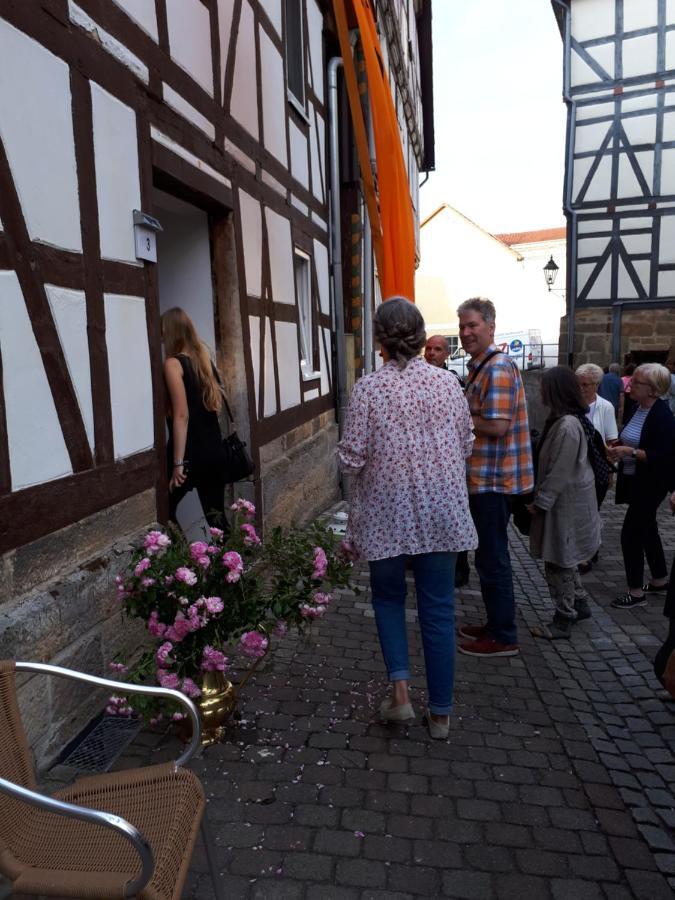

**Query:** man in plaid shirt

left=456, top=298, right=534, bottom=657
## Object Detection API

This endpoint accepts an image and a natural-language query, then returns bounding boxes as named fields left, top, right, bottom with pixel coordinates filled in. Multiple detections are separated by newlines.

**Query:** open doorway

left=153, top=188, right=220, bottom=541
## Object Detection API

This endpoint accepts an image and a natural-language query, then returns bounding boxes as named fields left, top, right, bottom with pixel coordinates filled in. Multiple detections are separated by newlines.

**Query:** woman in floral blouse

left=338, top=297, right=477, bottom=739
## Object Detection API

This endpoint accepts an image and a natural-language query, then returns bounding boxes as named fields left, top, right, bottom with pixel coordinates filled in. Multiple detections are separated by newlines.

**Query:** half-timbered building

left=554, top=0, right=675, bottom=366
left=0, top=0, right=434, bottom=761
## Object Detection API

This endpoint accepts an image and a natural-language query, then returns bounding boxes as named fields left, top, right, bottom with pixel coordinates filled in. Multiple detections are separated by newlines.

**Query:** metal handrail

left=0, top=776, right=154, bottom=897
left=14, top=661, right=202, bottom=767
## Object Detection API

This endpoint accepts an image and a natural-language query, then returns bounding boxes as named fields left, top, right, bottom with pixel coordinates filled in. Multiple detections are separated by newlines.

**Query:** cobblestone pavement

left=19, top=495, right=675, bottom=899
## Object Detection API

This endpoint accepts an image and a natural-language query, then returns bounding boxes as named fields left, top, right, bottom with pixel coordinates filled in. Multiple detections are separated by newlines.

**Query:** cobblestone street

left=47, top=497, right=675, bottom=899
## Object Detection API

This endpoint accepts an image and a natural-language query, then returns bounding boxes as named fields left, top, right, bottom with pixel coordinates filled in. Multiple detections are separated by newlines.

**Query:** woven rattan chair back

left=0, top=661, right=37, bottom=866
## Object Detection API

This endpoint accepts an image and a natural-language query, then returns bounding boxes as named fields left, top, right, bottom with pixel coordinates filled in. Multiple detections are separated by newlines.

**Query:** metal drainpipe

left=552, top=0, right=577, bottom=366
left=328, top=57, right=348, bottom=432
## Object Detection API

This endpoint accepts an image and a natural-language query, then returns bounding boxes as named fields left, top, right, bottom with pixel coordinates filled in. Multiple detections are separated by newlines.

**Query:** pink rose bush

left=109, top=501, right=353, bottom=722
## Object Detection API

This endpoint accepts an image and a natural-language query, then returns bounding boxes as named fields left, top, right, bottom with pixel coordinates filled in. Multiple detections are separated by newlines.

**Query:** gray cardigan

left=529, top=415, right=601, bottom=568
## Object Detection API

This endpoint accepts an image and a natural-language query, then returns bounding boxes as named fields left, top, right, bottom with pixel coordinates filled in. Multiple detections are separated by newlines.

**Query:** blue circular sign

left=510, top=339, right=523, bottom=353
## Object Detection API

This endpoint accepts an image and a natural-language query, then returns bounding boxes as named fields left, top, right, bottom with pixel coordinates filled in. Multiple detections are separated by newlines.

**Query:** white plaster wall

left=276, top=321, right=302, bottom=410
left=266, top=208, right=295, bottom=304
left=309, top=107, right=325, bottom=202
left=260, top=30, right=288, bottom=166
left=165, top=0, right=214, bottom=96
left=218, top=0, right=236, bottom=96
left=307, top=0, right=324, bottom=103
left=0, top=20, right=81, bottom=252
left=313, top=240, right=330, bottom=315
left=239, top=191, right=262, bottom=297
left=230, top=1, right=259, bottom=140
left=104, top=293, right=154, bottom=458
left=248, top=315, right=261, bottom=410
left=155, top=192, right=216, bottom=356
left=320, top=327, right=331, bottom=396
left=263, top=319, right=277, bottom=416
left=289, top=120, right=309, bottom=189
left=259, top=0, right=281, bottom=36
left=113, top=0, right=159, bottom=40
left=91, top=83, right=141, bottom=263
left=44, top=285, right=94, bottom=452
left=163, top=84, right=216, bottom=140
left=571, top=0, right=615, bottom=43
left=0, top=271, right=72, bottom=489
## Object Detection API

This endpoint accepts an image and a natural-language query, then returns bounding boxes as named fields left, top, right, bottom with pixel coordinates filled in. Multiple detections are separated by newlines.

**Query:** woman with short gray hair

left=338, top=297, right=477, bottom=739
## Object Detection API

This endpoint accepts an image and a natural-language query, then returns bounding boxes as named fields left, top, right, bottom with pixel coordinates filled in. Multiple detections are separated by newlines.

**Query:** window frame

left=293, top=248, right=319, bottom=380
left=284, top=0, right=307, bottom=113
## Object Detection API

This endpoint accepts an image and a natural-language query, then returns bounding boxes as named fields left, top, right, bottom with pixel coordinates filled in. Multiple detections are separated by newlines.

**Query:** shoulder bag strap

left=211, top=362, right=235, bottom=425
left=464, top=350, right=503, bottom=392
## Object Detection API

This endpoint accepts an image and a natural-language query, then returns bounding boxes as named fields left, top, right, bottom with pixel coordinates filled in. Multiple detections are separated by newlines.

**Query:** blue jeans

left=368, top=552, right=456, bottom=715
left=469, top=492, right=517, bottom=645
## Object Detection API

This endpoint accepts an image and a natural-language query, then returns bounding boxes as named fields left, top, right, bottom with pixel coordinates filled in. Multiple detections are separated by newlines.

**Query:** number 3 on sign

left=134, top=225, right=158, bottom=263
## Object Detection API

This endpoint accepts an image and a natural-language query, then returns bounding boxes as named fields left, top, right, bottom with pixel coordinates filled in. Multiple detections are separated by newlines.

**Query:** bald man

left=424, top=335, right=450, bottom=368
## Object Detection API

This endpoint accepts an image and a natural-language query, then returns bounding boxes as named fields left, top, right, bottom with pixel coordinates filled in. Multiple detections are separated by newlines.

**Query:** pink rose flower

left=141, top=577, right=156, bottom=588
left=108, top=661, right=128, bottom=675
left=172, top=712, right=187, bottom=721
left=240, top=631, right=268, bottom=659
left=301, top=604, right=326, bottom=619
left=209, top=527, right=224, bottom=540
left=155, top=641, right=173, bottom=668
left=175, top=566, right=198, bottom=586
left=222, top=550, right=244, bottom=583
left=144, top=530, right=171, bottom=555
left=273, top=620, right=288, bottom=637
left=134, top=557, right=151, bottom=577
left=313, top=591, right=332, bottom=606
left=147, top=611, right=166, bottom=637
left=312, top=546, right=328, bottom=580
left=158, top=671, right=180, bottom=690
left=201, top=645, right=228, bottom=672
left=204, top=596, right=224, bottom=615
left=231, top=499, right=256, bottom=518
left=181, top=677, right=202, bottom=698
left=241, top=523, right=261, bottom=546
left=165, top=613, right=191, bottom=642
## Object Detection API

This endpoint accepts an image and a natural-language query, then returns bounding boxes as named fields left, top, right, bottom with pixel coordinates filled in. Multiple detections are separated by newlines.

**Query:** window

left=294, top=250, right=315, bottom=375
left=285, top=0, right=305, bottom=109
left=446, top=335, right=460, bottom=357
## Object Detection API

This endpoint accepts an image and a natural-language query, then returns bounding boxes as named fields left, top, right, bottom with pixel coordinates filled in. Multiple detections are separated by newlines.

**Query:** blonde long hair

left=161, top=307, right=223, bottom=412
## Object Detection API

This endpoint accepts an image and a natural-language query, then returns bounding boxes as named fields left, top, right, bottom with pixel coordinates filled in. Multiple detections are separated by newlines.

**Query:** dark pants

left=469, top=492, right=517, bottom=644
left=620, top=484, right=668, bottom=590
left=169, top=468, right=229, bottom=532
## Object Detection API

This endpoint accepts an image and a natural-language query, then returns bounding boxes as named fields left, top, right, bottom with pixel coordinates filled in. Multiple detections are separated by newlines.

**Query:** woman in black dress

left=161, top=307, right=228, bottom=529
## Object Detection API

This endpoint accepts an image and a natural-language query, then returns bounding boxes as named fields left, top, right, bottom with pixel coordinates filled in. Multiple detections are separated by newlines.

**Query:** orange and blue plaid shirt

left=465, top=345, right=534, bottom=495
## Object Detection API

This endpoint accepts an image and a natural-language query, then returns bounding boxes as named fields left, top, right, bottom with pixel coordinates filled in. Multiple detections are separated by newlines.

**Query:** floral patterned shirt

left=337, top=357, right=478, bottom=561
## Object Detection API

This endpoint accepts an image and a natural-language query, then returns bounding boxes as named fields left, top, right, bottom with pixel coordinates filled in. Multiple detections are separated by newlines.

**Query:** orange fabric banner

left=332, top=0, right=416, bottom=301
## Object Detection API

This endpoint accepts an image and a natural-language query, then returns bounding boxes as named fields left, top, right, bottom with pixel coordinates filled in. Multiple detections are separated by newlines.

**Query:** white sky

left=420, top=0, right=568, bottom=235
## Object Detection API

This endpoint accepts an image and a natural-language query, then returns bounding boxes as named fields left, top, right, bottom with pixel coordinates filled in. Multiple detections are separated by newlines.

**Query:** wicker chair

left=0, top=660, right=223, bottom=899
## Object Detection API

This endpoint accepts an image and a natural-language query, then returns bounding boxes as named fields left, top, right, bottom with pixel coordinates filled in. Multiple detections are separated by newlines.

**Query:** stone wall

left=1, top=490, right=155, bottom=766
left=559, top=307, right=675, bottom=366
left=259, top=411, right=340, bottom=529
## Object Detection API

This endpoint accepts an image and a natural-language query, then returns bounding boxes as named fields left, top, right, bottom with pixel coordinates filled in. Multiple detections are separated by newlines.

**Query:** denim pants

left=368, top=552, right=456, bottom=715
left=469, top=492, right=517, bottom=644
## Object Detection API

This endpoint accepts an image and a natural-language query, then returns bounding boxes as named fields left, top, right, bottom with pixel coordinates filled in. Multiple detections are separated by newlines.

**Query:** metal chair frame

left=0, top=662, right=223, bottom=899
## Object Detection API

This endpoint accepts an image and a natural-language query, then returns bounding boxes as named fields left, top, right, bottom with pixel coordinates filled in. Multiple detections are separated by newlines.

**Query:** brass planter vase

left=198, top=670, right=238, bottom=744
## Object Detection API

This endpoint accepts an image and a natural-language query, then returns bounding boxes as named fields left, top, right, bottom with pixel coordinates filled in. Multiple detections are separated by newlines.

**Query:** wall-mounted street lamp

left=543, top=255, right=560, bottom=292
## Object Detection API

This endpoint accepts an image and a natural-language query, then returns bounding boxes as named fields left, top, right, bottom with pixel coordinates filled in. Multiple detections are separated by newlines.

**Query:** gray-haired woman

left=337, top=297, right=477, bottom=739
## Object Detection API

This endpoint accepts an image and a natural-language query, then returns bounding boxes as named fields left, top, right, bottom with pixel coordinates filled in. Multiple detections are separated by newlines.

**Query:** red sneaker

left=458, top=637, right=519, bottom=657
left=458, top=623, right=488, bottom=641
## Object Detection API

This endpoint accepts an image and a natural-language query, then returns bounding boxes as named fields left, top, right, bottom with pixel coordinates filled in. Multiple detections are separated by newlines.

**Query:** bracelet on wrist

left=173, top=460, right=185, bottom=467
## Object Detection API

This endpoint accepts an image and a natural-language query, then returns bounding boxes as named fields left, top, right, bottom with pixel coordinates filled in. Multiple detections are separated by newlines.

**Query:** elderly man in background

left=425, top=333, right=471, bottom=589
left=598, top=362, right=625, bottom=423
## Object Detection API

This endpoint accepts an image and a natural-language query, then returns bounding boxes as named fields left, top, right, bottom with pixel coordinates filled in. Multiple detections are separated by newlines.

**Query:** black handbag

left=221, top=394, right=255, bottom=483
